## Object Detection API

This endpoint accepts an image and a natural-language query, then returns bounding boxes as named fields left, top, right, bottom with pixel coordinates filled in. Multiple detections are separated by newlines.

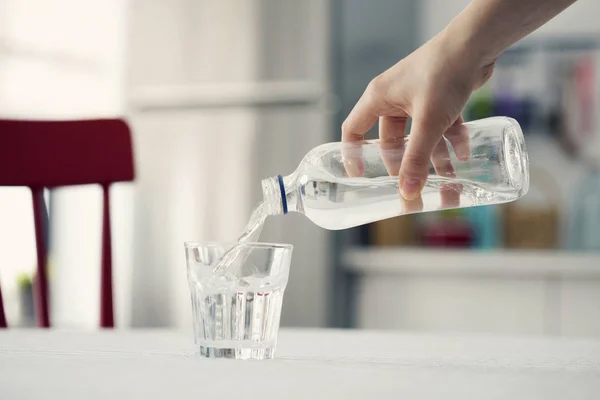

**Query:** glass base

left=198, top=345, right=275, bottom=360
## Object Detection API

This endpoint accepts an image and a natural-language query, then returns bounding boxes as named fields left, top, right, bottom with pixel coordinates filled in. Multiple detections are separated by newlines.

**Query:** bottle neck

left=261, top=174, right=301, bottom=216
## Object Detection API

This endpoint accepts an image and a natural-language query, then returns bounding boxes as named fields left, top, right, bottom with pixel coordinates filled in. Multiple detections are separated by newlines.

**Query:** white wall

left=126, top=0, right=332, bottom=329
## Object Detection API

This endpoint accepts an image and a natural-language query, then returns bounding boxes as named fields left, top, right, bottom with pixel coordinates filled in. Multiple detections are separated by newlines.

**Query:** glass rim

left=184, top=241, right=293, bottom=251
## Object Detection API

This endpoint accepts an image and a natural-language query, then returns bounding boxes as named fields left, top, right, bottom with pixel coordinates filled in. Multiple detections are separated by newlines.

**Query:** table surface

left=2, top=328, right=600, bottom=399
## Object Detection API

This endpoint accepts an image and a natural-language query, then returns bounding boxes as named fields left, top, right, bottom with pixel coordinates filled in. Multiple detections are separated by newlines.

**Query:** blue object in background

left=465, top=205, right=501, bottom=249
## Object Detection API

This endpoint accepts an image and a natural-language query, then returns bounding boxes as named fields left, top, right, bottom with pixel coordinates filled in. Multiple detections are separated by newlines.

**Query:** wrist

left=439, top=4, right=503, bottom=69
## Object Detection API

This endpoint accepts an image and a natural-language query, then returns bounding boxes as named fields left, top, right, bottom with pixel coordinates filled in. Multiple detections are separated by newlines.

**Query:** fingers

left=431, top=137, right=455, bottom=179
left=400, top=193, right=424, bottom=214
left=439, top=183, right=461, bottom=209
left=431, top=116, right=467, bottom=209
left=341, top=141, right=364, bottom=177
left=341, top=79, right=382, bottom=143
left=341, top=79, right=383, bottom=178
left=443, top=115, right=470, bottom=161
left=399, top=114, right=451, bottom=200
left=379, top=116, right=407, bottom=176
left=431, top=137, right=461, bottom=209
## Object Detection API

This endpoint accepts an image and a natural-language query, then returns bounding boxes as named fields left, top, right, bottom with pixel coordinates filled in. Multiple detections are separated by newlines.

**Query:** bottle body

left=263, top=116, right=529, bottom=230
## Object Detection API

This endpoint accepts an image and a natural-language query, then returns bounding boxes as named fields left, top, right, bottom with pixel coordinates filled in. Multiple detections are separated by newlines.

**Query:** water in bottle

left=260, top=116, right=529, bottom=230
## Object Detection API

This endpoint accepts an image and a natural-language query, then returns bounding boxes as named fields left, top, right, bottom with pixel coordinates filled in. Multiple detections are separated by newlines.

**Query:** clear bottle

left=262, top=116, right=529, bottom=230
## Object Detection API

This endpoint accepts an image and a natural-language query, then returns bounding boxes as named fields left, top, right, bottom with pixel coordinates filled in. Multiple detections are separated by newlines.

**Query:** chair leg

left=100, top=184, right=114, bottom=328
left=31, top=188, right=50, bottom=328
left=0, top=282, right=7, bottom=328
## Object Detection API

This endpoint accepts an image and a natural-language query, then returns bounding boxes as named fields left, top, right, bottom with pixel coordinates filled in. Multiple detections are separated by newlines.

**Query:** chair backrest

left=0, top=119, right=134, bottom=187
left=0, top=118, right=135, bottom=328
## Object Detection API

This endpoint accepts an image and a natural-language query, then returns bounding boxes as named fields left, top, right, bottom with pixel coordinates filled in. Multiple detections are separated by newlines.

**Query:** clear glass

left=262, top=116, right=529, bottom=230
left=184, top=242, right=293, bottom=360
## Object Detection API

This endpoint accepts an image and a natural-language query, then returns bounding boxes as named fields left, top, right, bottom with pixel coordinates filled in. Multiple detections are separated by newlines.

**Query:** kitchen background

left=1, top=0, right=600, bottom=337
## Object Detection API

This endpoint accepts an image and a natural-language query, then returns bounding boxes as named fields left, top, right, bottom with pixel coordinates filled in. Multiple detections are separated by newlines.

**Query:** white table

left=2, top=329, right=599, bottom=399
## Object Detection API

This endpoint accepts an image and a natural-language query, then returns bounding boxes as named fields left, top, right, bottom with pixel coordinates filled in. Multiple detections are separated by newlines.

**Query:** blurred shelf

left=343, top=247, right=600, bottom=279
left=129, top=81, right=327, bottom=111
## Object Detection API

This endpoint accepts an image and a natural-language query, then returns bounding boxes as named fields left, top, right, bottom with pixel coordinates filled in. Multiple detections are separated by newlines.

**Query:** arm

left=453, top=0, right=579, bottom=65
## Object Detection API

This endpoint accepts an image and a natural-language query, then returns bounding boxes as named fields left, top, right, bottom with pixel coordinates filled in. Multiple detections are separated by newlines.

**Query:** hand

left=341, top=30, right=495, bottom=200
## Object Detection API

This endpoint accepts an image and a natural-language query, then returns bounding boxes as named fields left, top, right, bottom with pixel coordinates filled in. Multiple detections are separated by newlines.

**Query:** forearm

left=442, top=0, right=578, bottom=65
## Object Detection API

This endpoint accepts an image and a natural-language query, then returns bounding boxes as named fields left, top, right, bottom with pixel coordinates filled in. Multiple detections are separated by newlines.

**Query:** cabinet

left=345, top=248, right=600, bottom=337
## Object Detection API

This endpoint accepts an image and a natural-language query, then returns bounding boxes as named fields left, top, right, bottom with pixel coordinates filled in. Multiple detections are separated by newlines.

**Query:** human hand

left=341, top=30, right=495, bottom=201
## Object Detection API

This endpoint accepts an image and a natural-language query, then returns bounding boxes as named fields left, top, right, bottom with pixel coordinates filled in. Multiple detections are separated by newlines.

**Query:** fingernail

left=400, top=175, right=425, bottom=200
left=455, top=144, right=470, bottom=161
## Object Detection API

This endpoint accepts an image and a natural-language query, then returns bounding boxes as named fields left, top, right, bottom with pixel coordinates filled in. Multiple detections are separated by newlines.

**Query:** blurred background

left=2, top=0, right=600, bottom=338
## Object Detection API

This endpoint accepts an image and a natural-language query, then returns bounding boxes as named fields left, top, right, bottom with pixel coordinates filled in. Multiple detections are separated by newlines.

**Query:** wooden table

left=1, top=329, right=599, bottom=399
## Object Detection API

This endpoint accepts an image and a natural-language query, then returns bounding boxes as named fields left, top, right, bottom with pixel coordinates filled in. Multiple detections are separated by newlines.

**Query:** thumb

left=399, top=114, right=451, bottom=200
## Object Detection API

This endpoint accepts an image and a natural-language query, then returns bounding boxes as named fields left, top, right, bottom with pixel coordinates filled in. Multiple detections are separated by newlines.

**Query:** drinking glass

left=184, top=242, right=293, bottom=360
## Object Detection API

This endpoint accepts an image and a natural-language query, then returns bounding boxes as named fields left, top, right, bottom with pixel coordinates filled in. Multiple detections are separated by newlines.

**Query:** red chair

left=0, top=118, right=135, bottom=328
